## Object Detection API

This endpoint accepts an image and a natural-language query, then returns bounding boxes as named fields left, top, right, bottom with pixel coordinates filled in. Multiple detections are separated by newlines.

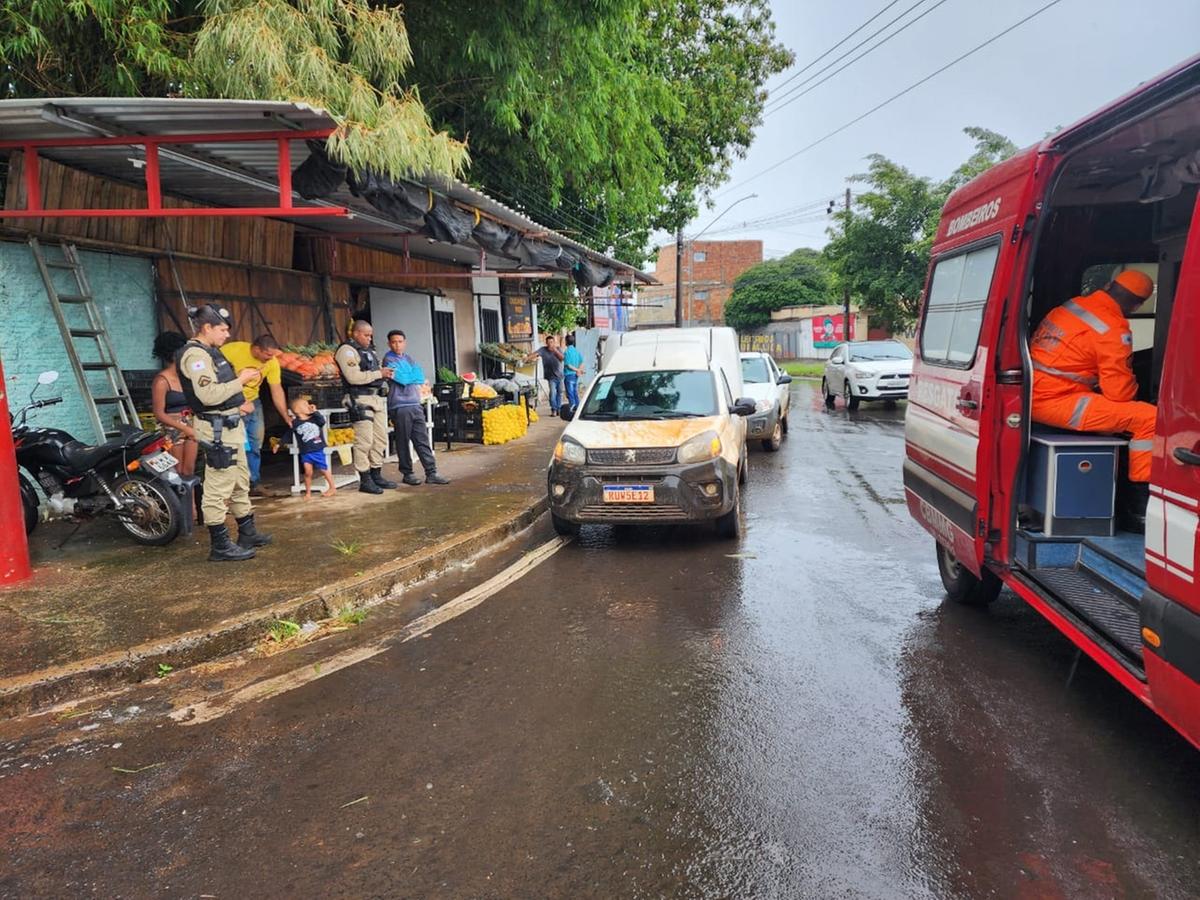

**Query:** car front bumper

left=746, top=405, right=780, bottom=440
left=852, top=377, right=908, bottom=400
left=548, top=456, right=738, bottom=524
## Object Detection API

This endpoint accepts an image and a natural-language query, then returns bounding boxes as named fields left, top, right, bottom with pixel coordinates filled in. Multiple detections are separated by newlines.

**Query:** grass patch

left=331, top=538, right=363, bottom=557
left=337, top=607, right=369, bottom=627
left=782, top=361, right=825, bottom=378
left=266, top=619, right=302, bottom=643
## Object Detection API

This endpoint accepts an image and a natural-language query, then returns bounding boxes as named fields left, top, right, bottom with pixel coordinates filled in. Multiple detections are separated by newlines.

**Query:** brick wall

left=0, top=240, right=155, bottom=442
left=631, top=240, right=763, bottom=328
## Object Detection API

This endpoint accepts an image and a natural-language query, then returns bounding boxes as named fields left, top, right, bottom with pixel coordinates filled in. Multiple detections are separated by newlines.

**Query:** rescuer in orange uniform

left=1030, top=270, right=1157, bottom=528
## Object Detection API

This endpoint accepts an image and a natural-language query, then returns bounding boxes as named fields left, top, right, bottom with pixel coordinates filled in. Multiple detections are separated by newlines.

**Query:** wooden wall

left=155, top=258, right=351, bottom=348
left=3, top=153, right=295, bottom=267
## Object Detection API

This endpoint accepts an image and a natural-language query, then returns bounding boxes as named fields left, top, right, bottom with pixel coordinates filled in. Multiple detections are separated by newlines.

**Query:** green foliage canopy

left=724, top=247, right=832, bottom=331
left=823, top=127, right=1018, bottom=331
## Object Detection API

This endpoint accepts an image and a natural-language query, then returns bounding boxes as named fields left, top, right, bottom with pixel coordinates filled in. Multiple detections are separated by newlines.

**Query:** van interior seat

left=1029, top=423, right=1129, bottom=444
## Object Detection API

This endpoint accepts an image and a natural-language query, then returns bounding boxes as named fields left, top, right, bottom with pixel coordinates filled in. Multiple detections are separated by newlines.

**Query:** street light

left=675, top=193, right=758, bottom=327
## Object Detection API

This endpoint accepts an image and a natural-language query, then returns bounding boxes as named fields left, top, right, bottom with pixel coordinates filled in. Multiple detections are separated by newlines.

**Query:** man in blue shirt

left=384, top=330, right=449, bottom=486
left=562, top=333, right=585, bottom=414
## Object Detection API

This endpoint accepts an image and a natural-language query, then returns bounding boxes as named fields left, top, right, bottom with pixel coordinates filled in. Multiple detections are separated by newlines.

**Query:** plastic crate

left=434, top=382, right=467, bottom=403
left=287, top=379, right=345, bottom=410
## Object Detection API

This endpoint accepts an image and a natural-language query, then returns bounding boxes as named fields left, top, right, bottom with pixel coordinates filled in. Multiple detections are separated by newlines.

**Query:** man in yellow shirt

left=221, top=335, right=292, bottom=488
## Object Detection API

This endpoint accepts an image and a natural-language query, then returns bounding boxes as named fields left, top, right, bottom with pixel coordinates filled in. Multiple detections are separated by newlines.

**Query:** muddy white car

left=548, top=331, right=754, bottom=538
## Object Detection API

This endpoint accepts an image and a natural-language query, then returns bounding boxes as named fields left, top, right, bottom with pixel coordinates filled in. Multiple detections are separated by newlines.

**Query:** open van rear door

left=905, top=152, right=1041, bottom=576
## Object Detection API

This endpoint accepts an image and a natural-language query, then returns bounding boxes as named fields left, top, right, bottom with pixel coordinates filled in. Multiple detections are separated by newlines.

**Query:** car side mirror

left=732, top=397, right=756, bottom=417
left=777, top=373, right=793, bottom=385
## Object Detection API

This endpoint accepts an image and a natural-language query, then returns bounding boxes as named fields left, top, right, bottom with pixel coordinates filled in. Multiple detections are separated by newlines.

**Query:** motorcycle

left=12, top=370, right=194, bottom=546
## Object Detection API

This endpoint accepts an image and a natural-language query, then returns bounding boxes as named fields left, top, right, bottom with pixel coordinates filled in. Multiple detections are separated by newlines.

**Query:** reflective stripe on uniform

left=1063, top=299, right=1110, bottom=334
left=1068, top=394, right=1092, bottom=428
left=1128, top=439, right=1154, bottom=451
left=1032, top=360, right=1100, bottom=387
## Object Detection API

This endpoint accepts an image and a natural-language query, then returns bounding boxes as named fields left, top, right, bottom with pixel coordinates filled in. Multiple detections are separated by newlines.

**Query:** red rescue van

left=905, top=55, right=1200, bottom=750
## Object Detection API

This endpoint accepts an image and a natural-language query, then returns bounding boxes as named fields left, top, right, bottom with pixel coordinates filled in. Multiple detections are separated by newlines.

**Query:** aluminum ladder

left=29, top=238, right=138, bottom=441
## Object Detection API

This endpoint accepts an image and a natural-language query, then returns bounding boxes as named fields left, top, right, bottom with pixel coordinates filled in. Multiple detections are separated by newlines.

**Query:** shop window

left=694, top=290, right=709, bottom=301
left=920, top=243, right=1000, bottom=367
left=694, top=250, right=707, bottom=262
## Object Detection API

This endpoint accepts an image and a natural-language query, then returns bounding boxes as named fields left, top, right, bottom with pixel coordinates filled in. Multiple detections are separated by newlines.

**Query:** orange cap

left=1113, top=270, right=1154, bottom=300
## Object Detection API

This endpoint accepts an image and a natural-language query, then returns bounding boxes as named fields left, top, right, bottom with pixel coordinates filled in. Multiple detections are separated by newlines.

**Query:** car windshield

left=581, top=370, right=719, bottom=420
left=741, top=357, right=772, bottom=383
left=848, top=341, right=913, bottom=362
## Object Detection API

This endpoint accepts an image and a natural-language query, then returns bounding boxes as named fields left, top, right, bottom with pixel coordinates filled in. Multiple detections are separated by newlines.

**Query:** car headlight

left=754, top=398, right=772, bottom=413
left=678, top=430, right=722, bottom=464
left=553, top=437, right=586, bottom=465
left=848, top=367, right=872, bottom=379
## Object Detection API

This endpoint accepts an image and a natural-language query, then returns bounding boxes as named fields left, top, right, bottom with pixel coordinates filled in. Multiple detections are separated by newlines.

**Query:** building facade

left=631, top=239, right=763, bottom=328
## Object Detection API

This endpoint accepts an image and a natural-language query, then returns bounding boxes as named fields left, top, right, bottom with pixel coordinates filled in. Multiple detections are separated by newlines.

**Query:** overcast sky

left=682, top=0, right=1200, bottom=259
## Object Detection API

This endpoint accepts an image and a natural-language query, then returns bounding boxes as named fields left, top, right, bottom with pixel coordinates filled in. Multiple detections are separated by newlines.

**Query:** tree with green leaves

left=724, top=247, right=832, bottom=330
left=823, top=127, right=1018, bottom=331
left=0, top=1, right=788, bottom=263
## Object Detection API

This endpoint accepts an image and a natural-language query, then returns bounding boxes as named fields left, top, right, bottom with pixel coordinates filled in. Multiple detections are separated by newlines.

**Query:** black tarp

left=572, top=257, right=615, bottom=288
left=515, top=240, right=563, bottom=268
left=471, top=216, right=519, bottom=256
left=424, top=195, right=476, bottom=244
left=346, top=171, right=430, bottom=228
left=292, top=140, right=347, bottom=200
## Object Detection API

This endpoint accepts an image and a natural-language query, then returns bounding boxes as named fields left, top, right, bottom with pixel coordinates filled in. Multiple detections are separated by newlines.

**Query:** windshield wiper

left=646, top=410, right=703, bottom=418
left=581, top=412, right=620, bottom=420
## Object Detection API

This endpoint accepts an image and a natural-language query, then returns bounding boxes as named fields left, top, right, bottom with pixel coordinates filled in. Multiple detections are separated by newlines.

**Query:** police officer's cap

left=188, top=303, right=234, bottom=329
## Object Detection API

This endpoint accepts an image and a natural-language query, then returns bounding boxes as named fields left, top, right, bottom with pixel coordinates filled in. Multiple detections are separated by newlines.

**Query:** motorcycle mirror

left=37, top=370, right=60, bottom=386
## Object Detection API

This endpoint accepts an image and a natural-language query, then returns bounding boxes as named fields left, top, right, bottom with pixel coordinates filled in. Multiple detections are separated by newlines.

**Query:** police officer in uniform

left=336, top=319, right=397, bottom=494
left=177, top=304, right=273, bottom=561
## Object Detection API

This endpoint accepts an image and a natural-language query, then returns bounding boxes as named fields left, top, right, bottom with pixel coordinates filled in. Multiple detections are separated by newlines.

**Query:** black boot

left=1117, top=482, right=1149, bottom=534
left=358, top=471, right=383, bottom=494
left=371, top=467, right=398, bottom=490
left=208, top=524, right=255, bottom=562
left=401, top=473, right=422, bottom=486
left=425, top=471, right=450, bottom=485
left=235, top=514, right=272, bottom=549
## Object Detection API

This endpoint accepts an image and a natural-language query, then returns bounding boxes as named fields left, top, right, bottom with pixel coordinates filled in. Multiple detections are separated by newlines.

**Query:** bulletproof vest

left=339, top=341, right=384, bottom=395
left=176, top=340, right=239, bottom=414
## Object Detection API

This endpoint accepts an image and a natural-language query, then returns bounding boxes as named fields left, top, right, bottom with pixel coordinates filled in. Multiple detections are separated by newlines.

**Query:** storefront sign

left=503, top=294, right=533, bottom=340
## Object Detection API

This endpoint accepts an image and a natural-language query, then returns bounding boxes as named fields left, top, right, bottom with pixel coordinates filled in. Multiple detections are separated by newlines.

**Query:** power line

left=719, top=0, right=1070, bottom=197
left=765, top=0, right=957, bottom=116
left=766, top=0, right=906, bottom=95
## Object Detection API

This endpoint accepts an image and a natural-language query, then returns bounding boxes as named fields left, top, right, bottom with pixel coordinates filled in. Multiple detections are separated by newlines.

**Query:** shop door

left=481, top=308, right=501, bottom=378
left=433, top=309, right=456, bottom=375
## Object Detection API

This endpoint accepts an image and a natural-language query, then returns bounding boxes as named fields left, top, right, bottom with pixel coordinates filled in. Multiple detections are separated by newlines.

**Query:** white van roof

left=605, top=342, right=710, bottom=375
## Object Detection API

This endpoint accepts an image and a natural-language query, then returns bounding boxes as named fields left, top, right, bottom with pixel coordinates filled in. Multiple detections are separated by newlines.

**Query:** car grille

left=587, top=447, right=677, bottom=466
left=578, top=504, right=687, bottom=521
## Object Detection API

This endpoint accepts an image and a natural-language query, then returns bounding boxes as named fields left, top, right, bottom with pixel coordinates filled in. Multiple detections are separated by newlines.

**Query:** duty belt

left=347, top=383, right=386, bottom=397
left=197, top=412, right=242, bottom=429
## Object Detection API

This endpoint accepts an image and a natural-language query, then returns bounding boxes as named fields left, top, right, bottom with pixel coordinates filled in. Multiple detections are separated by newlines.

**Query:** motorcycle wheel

left=113, top=472, right=183, bottom=546
left=19, top=473, right=38, bottom=536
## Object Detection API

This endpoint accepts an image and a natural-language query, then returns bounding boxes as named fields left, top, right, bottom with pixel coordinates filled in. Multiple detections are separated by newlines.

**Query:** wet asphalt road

left=3, top=381, right=1199, bottom=898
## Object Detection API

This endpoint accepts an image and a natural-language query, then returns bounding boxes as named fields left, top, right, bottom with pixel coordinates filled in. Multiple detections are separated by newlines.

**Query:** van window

left=580, top=370, right=719, bottom=420
left=920, top=243, right=1001, bottom=366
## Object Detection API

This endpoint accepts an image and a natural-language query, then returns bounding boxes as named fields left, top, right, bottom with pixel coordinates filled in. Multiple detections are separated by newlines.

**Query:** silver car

left=739, top=352, right=792, bottom=452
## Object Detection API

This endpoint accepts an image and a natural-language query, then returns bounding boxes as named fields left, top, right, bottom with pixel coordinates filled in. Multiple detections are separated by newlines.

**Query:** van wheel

left=551, top=512, right=579, bottom=536
left=822, top=378, right=836, bottom=409
left=762, top=420, right=782, bottom=452
left=936, top=542, right=1001, bottom=606
left=715, top=488, right=742, bottom=539
left=843, top=381, right=860, bottom=411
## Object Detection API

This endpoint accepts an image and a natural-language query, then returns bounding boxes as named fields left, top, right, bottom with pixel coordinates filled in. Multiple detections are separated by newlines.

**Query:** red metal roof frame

left=0, top=128, right=347, bottom=219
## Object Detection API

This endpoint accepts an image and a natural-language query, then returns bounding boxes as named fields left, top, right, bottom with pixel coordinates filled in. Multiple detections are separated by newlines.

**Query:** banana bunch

left=482, top=404, right=529, bottom=445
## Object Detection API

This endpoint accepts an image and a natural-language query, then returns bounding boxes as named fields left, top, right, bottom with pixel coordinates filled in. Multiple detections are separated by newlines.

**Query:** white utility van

left=548, top=327, right=755, bottom=538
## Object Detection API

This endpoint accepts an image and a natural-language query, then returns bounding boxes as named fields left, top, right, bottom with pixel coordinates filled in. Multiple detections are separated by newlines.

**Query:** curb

left=0, top=496, right=549, bottom=720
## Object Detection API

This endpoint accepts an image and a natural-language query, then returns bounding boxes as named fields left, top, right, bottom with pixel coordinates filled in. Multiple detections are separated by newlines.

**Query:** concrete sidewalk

left=0, top=420, right=562, bottom=717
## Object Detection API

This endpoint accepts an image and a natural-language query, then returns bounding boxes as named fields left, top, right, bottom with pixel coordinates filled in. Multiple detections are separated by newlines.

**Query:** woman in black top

left=151, top=331, right=198, bottom=477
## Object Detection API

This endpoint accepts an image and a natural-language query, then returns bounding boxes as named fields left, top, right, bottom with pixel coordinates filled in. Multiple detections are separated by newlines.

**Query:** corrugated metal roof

left=0, top=97, right=654, bottom=283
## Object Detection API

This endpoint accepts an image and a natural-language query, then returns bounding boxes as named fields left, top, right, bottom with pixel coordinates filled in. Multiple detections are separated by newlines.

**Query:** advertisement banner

left=812, top=313, right=855, bottom=348
left=502, top=294, right=533, bottom=341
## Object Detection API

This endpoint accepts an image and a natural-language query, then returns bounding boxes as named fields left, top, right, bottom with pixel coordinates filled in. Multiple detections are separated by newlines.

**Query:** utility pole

left=843, top=187, right=852, bottom=342
left=674, top=226, right=684, bottom=328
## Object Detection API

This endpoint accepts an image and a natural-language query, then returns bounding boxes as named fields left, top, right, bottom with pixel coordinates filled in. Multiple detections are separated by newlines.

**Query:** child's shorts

left=301, top=450, right=328, bottom=471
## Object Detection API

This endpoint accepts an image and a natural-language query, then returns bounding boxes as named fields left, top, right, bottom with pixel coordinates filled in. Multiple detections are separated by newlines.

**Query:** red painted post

left=22, top=146, right=41, bottom=211
left=0, top=357, right=32, bottom=584
left=144, top=142, right=161, bottom=210
left=277, top=138, right=293, bottom=209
